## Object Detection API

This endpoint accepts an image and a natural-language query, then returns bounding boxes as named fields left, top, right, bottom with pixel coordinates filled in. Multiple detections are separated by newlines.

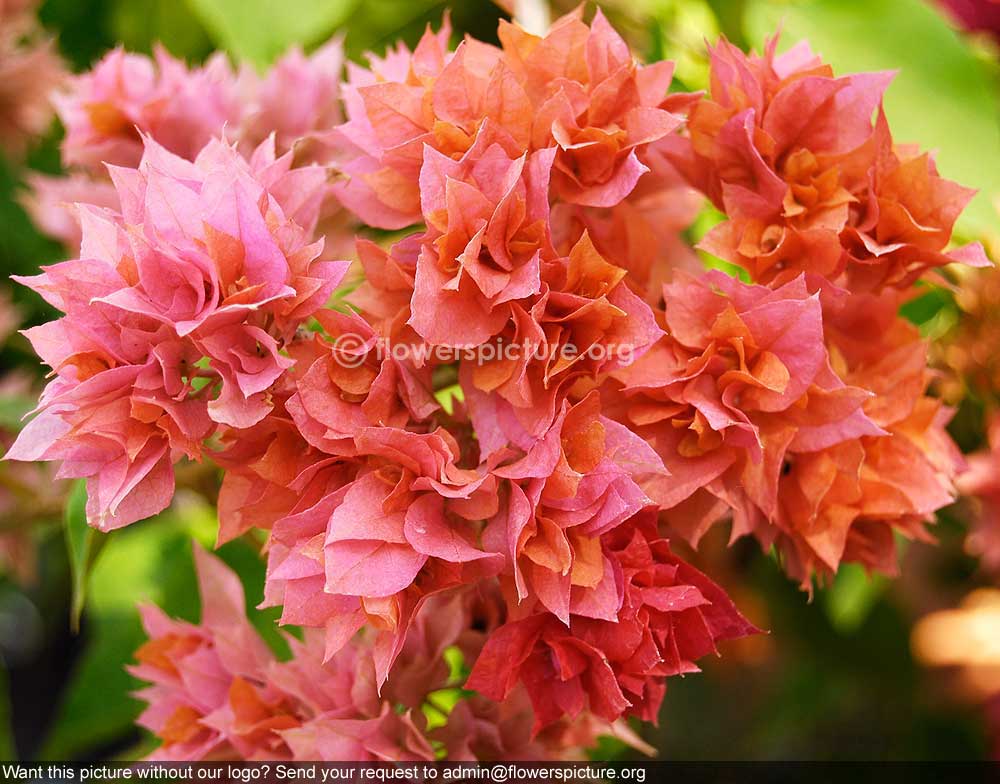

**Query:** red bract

left=288, top=308, right=437, bottom=450
left=549, top=155, right=704, bottom=305
left=20, top=172, right=119, bottom=251
left=239, top=39, right=345, bottom=155
left=324, top=18, right=455, bottom=229
left=775, top=290, right=964, bottom=586
left=410, top=130, right=555, bottom=347
left=133, top=547, right=435, bottom=761
left=461, top=231, right=663, bottom=445
left=132, top=547, right=297, bottom=760
left=468, top=511, right=756, bottom=730
left=498, top=9, right=684, bottom=207
left=327, top=7, right=688, bottom=233
left=134, top=547, right=649, bottom=760
left=30, top=40, right=355, bottom=259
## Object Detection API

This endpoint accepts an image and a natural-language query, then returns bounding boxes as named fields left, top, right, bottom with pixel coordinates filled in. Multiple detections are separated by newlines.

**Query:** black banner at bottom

left=0, top=762, right=997, bottom=784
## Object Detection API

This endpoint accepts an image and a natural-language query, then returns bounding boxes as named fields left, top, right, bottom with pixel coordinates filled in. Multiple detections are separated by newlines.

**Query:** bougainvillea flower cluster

left=9, top=137, right=345, bottom=529
left=666, top=36, right=990, bottom=291
left=7, top=6, right=985, bottom=761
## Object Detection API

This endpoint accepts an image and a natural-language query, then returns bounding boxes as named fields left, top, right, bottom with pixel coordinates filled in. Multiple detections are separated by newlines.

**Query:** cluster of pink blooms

left=24, top=36, right=349, bottom=255
left=6, top=7, right=987, bottom=760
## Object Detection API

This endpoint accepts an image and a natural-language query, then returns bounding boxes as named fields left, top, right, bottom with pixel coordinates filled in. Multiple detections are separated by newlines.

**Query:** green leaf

left=63, top=480, right=105, bottom=632
left=40, top=515, right=202, bottom=759
left=434, top=384, right=464, bottom=415
left=900, top=285, right=959, bottom=339
left=0, top=396, right=34, bottom=432
left=638, top=0, right=720, bottom=88
left=336, top=0, right=448, bottom=63
left=588, top=734, right=630, bottom=761
left=183, top=0, right=359, bottom=67
left=422, top=688, right=470, bottom=730
left=38, top=608, right=147, bottom=760
left=746, top=0, right=1000, bottom=239
left=823, top=563, right=886, bottom=634
left=443, top=644, right=469, bottom=683
left=706, top=0, right=748, bottom=47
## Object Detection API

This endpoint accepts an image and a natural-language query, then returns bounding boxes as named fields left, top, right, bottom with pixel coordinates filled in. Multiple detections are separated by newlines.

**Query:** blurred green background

left=1, top=0, right=999, bottom=761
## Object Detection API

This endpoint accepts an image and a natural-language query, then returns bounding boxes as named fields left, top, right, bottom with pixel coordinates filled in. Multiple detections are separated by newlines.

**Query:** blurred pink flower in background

left=0, top=2, right=65, bottom=159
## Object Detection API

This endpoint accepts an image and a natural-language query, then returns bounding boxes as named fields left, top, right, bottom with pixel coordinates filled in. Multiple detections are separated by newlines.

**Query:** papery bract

left=669, top=36, right=988, bottom=292
left=610, top=270, right=883, bottom=564
left=499, top=9, right=683, bottom=206
left=409, top=129, right=555, bottom=347
left=262, top=426, right=503, bottom=688
left=13, top=7, right=982, bottom=762
left=20, top=173, right=120, bottom=251
left=483, top=391, right=664, bottom=623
